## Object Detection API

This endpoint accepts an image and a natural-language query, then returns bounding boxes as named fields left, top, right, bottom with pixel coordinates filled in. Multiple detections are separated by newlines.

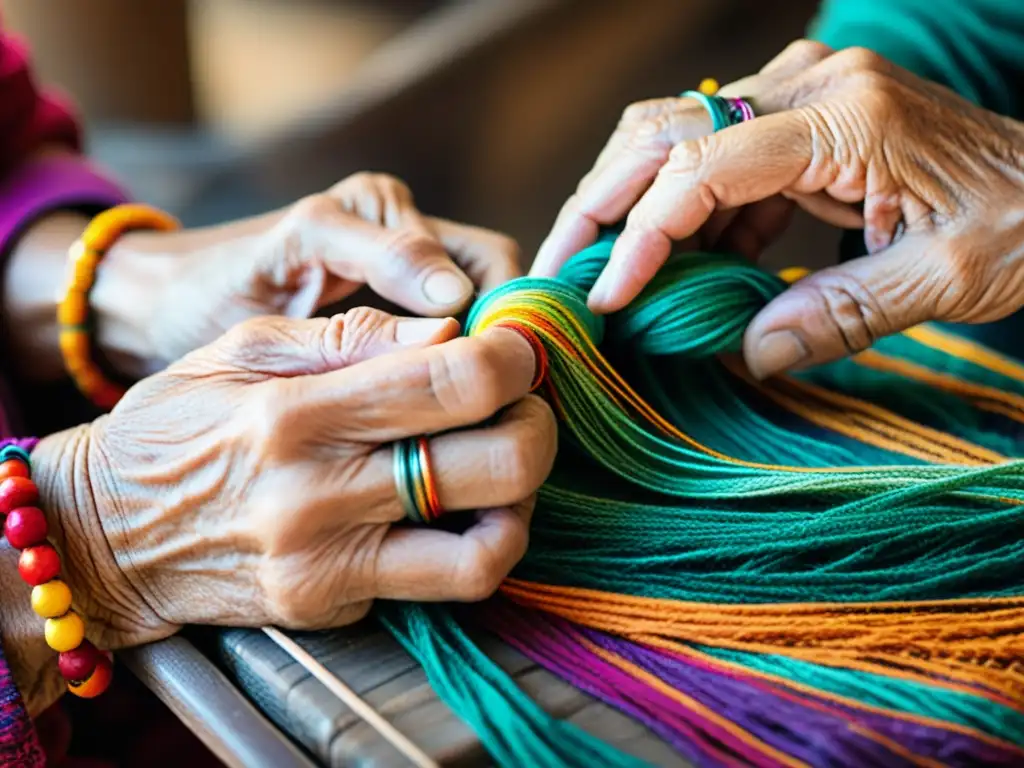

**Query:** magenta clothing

left=0, top=25, right=128, bottom=768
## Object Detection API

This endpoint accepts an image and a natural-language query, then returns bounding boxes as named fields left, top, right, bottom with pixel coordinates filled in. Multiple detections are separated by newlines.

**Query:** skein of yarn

left=378, top=232, right=1024, bottom=767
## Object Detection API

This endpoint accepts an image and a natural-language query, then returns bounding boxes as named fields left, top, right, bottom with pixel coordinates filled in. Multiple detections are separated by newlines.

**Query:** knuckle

left=620, top=98, right=670, bottom=126
left=811, top=274, right=891, bottom=353
left=245, top=383, right=304, bottom=457
left=451, top=545, right=507, bottom=602
left=836, top=46, right=888, bottom=74
left=291, top=192, right=337, bottom=222
left=778, top=39, right=833, bottom=66
left=332, top=307, right=392, bottom=362
left=221, top=315, right=285, bottom=355
left=429, top=339, right=505, bottom=422
left=666, top=138, right=707, bottom=174
left=379, top=228, right=439, bottom=266
left=492, top=397, right=557, bottom=497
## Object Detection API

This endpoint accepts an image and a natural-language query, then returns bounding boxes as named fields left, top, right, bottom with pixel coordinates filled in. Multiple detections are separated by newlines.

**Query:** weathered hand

left=32, top=308, right=554, bottom=650
left=536, top=41, right=1024, bottom=379
left=97, top=172, right=521, bottom=377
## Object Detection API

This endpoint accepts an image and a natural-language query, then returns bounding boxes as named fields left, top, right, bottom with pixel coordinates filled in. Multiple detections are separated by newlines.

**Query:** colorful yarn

left=377, top=235, right=1024, bottom=766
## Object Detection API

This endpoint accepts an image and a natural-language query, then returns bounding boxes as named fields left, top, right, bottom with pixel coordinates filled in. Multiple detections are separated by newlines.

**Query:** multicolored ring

left=393, top=436, right=443, bottom=523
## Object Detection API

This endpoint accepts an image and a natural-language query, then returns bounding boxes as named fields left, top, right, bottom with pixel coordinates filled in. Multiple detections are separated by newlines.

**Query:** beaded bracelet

left=0, top=442, right=112, bottom=698
left=58, top=204, right=180, bottom=410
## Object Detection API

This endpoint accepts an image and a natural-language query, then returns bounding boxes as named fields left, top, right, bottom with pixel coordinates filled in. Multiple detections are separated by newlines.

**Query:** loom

left=376, top=231, right=1024, bottom=767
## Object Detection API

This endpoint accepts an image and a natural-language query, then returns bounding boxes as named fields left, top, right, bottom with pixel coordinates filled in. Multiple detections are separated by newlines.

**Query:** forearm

left=811, top=0, right=1024, bottom=118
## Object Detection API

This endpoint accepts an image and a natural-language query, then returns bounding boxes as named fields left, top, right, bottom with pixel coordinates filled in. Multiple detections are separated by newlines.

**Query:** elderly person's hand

left=534, top=41, right=1024, bottom=379
left=7, top=307, right=552, bottom=712
left=5, top=172, right=519, bottom=381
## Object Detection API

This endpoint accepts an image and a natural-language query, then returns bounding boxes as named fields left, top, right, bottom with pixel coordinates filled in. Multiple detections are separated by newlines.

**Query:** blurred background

left=4, top=0, right=836, bottom=268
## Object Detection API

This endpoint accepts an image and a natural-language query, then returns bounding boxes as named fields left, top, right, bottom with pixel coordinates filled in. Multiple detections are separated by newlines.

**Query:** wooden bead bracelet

left=58, top=204, right=179, bottom=410
left=0, top=443, right=112, bottom=698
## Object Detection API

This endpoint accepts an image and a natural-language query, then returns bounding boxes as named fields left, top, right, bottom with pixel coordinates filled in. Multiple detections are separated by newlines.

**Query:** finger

left=205, top=308, right=461, bottom=377
left=714, top=196, right=796, bottom=261
left=787, top=191, right=866, bottom=230
left=372, top=498, right=535, bottom=601
left=532, top=99, right=713, bottom=278
left=428, top=217, right=522, bottom=292
left=294, top=326, right=537, bottom=442
left=742, top=232, right=949, bottom=379
left=587, top=109, right=818, bottom=312
left=756, top=39, right=835, bottom=78
left=294, top=198, right=475, bottom=316
left=343, top=395, right=556, bottom=523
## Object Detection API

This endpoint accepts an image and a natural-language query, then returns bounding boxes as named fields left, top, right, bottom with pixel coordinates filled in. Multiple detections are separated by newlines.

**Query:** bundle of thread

left=378, top=231, right=1024, bottom=767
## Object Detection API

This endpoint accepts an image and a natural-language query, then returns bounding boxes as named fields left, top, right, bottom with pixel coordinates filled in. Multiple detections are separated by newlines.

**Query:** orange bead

left=74, top=366, right=105, bottom=395
left=0, top=460, right=29, bottom=483
left=67, top=654, right=112, bottom=698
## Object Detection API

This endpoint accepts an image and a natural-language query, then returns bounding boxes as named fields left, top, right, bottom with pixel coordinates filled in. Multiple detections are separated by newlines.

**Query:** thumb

left=304, top=208, right=475, bottom=316
left=209, top=308, right=460, bottom=378
left=743, top=234, right=948, bottom=379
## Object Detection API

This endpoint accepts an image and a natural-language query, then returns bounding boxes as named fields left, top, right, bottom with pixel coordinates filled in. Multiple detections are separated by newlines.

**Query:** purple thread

left=484, top=603, right=1018, bottom=767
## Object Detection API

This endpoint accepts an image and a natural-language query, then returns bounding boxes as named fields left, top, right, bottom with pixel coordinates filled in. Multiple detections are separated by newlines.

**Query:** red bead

left=0, top=476, right=39, bottom=515
left=67, top=654, right=112, bottom=699
left=0, top=460, right=28, bottom=483
left=59, top=641, right=99, bottom=682
left=4, top=507, right=48, bottom=549
left=18, top=545, right=61, bottom=586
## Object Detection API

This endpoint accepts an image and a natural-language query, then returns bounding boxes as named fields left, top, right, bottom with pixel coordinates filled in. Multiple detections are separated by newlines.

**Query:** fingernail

left=749, top=330, right=809, bottom=379
left=396, top=317, right=451, bottom=345
left=422, top=269, right=472, bottom=307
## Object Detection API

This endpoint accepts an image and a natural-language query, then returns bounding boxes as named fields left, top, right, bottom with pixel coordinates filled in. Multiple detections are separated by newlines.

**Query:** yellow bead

left=59, top=330, right=88, bottom=360
left=32, top=581, right=72, bottom=618
left=58, top=290, right=89, bottom=326
left=69, top=249, right=100, bottom=292
left=45, top=611, right=86, bottom=652
left=698, top=78, right=719, bottom=96
left=778, top=266, right=812, bottom=284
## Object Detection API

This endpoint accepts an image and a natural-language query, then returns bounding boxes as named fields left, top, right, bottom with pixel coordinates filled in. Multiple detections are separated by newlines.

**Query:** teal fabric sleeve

left=810, top=0, right=1024, bottom=119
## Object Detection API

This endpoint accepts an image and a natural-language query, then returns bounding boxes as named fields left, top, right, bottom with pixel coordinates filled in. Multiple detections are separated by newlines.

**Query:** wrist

left=91, top=229, right=180, bottom=379
left=30, top=425, right=174, bottom=649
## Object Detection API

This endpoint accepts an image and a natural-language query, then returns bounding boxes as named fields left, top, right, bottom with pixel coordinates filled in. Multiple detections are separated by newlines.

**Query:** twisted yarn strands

left=377, top=233, right=1024, bottom=767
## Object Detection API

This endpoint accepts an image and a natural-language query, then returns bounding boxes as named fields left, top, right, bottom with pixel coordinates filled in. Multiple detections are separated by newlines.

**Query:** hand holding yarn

left=537, top=40, right=1024, bottom=380
left=27, top=308, right=554, bottom=649
left=97, top=172, right=520, bottom=378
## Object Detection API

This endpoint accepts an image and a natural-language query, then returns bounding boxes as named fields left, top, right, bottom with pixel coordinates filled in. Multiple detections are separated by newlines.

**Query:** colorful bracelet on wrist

left=58, top=203, right=179, bottom=411
left=0, top=441, right=112, bottom=698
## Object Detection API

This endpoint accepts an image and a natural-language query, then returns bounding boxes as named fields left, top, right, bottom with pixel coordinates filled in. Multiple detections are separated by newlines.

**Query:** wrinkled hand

left=101, top=173, right=520, bottom=377
left=535, top=41, right=1024, bottom=378
left=32, top=308, right=554, bottom=648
